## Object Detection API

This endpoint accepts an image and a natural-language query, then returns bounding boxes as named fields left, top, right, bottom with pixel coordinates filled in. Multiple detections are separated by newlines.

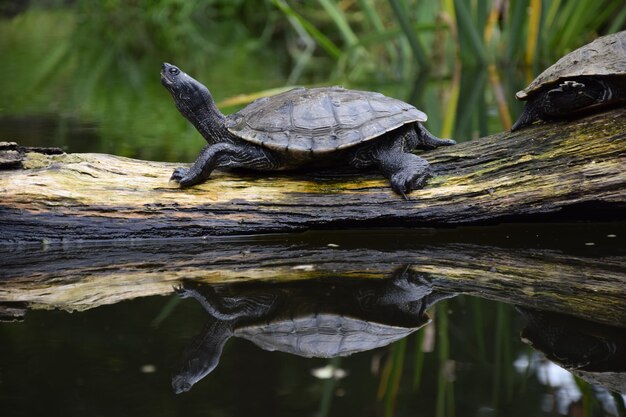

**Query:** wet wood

left=1, top=229, right=624, bottom=327
left=1, top=108, right=625, bottom=243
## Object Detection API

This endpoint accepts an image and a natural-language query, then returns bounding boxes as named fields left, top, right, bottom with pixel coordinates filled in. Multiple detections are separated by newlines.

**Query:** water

left=1, top=225, right=625, bottom=416
left=1, top=5, right=625, bottom=417
left=0, top=294, right=528, bottom=416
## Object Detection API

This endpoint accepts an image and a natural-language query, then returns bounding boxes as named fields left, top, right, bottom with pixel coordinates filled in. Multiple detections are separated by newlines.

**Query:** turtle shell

left=234, top=313, right=427, bottom=358
left=516, top=31, right=626, bottom=100
left=224, top=86, right=426, bottom=154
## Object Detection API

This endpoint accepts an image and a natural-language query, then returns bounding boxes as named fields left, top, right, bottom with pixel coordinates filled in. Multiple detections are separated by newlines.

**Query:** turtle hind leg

left=415, top=124, right=456, bottom=150
left=171, top=142, right=278, bottom=187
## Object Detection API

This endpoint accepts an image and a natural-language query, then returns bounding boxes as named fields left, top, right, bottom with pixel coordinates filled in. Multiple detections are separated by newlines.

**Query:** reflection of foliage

left=375, top=297, right=614, bottom=417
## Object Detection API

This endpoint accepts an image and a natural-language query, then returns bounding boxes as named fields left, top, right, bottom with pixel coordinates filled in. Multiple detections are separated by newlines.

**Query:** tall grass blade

left=525, top=0, right=542, bottom=67
left=453, top=0, right=487, bottom=65
left=377, top=351, right=393, bottom=399
left=476, top=0, right=489, bottom=34
left=412, top=330, right=426, bottom=390
left=436, top=301, right=450, bottom=417
left=151, top=295, right=181, bottom=328
left=384, top=339, right=407, bottom=417
left=440, top=65, right=461, bottom=138
left=358, top=0, right=386, bottom=32
left=358, top=0, right=399, bottom=63
left=407, top=70, right=430, bottom=106
left=388, top=0, right=430, bottom=69
left=488, top=64, right=513, bottom=129
left=471, top=297, right=486, bottom=360
left=318, top=357, right=341, bottom=417
left=283, top=16, right=316, bottom=84
left=454, top=68, right=490, bottom=138
left=607, top=6, right=626, bottom=34
left=317, top=0, right=359, bottom=46
left=556, top=0, right=593, bottom=51
left=507, top=0, right=527, bottom=62
left=544, top=0, right=562, bottom=29
left=491, top=302, right=505, bottom=410
left=272, top=0, right=342, bottom=60
left=483, top=0, right=502, bottom=45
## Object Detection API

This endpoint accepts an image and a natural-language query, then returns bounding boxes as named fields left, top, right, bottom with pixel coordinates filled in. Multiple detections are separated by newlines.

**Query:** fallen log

left=1, top=108, right=625, bottom=243
left=1, top=227, right=624, bottom=326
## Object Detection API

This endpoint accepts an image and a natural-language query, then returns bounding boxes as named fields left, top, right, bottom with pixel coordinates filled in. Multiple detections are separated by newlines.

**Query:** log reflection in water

left=1, top=227, right=624, bottom=327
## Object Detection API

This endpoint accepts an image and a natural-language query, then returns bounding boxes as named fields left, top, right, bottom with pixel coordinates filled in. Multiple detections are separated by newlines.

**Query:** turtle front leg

left=351, top=129, right=432, bottom=199
left=380, top=152, right=431, bottom=199
left=170, top=143, right=277, bottom=187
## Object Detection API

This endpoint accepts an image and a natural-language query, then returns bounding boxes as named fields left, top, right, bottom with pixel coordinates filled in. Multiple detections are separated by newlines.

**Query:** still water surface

left=1, top=225, right=625, bottom=416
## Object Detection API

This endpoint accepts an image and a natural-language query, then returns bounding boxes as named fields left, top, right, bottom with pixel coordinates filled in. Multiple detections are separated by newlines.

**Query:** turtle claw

left=390, top=177, right=409, bottom=199
left=390, top=169, right=430, bottom=199
left=170, top=167, right=190, bottom=183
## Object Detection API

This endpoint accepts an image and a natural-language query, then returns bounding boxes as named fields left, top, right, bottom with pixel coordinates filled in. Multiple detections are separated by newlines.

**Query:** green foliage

left=267, top=0, right=626, bottom=82
left=0, top=0, right=623, bottom=158
left=0, top=1, right=287, bottom=161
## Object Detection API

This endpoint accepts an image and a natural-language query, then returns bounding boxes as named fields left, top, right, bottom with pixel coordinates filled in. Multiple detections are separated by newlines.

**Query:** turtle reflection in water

left=172, top=267, right=454, bottom=393
left=517, top=308, right=626, bottom=394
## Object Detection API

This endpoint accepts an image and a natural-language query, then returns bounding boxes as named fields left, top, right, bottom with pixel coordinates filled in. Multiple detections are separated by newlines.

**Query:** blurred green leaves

left=0, top=0, right=287, bottom=161
left=0, top=0, right=624, bottom=159
left=271, top=0, right=625, bottom=81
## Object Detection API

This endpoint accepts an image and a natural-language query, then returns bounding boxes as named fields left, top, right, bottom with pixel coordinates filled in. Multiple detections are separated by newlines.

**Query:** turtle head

left=511, top=102, right=540, bottom=131
left=161, top=63, right=211, bottom=109
left=160, top=63, right=226, bottom=143
left=512, top=79, right=605, bottom=131
left=171, top=316, right=234, bottom=394
left=172, top=356, right=217, bottom=394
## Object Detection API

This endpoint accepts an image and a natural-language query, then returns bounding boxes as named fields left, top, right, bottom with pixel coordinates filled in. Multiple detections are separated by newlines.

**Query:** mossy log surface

left=1, top=109, right=625, bottom=243
left=1, top=232, right=625, bottom=327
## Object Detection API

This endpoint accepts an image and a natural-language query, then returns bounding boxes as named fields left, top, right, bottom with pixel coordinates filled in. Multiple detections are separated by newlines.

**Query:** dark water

left=0, top=294, right=535, bottom=416
left=2, top=296, right=624, bottom=417
left=1, top=225, right=625, bottom=417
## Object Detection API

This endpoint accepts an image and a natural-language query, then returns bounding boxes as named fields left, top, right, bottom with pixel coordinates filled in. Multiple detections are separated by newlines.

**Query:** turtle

left=171, top=267, right=454, bottom=393
left=512, top=30, right=626, bottom=131
left=160, top=63, right=455, bottom=198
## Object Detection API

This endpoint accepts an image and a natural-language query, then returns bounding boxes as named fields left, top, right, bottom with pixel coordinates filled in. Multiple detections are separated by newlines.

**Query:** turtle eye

left=169, top=67, right=180, bottom=76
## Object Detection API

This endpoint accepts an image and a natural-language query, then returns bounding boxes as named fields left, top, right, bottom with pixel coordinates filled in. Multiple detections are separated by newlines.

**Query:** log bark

left=1, top=108, right=625, bottom=243
left=1, top=232, right=624, bottom=327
